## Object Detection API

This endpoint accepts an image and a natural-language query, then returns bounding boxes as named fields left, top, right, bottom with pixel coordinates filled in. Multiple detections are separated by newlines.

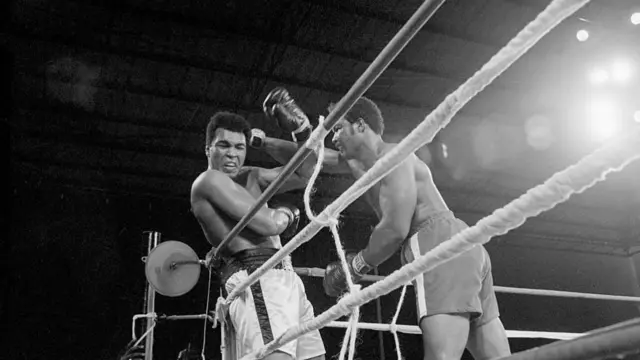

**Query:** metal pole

left=214, top=0, right=448, bottom=257
left=144, top=231, right=161, bottom=360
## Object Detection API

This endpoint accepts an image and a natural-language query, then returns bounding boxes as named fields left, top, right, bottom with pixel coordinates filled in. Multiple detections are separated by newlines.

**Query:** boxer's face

left=331, top=117, right=363, bottom=159
left=207, top=128, right=247, bottom=176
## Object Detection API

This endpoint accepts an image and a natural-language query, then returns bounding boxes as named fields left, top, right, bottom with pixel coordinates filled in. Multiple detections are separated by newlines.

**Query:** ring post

left=144, top=231, right=161, bottom=360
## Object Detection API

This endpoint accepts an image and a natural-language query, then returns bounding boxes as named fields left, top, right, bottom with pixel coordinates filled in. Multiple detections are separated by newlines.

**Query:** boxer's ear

left=355, top=118, right=367, bottom=132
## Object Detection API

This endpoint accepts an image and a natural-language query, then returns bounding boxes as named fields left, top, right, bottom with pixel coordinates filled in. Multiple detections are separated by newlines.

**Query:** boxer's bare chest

left=347, top=160, right=383, bottom=219
left=233, top=167, right=263, bottom=200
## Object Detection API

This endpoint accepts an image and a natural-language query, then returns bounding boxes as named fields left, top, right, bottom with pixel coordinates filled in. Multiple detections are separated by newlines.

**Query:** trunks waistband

left=217, top=248, right=285, bottom=287
left=407, top=210, right=456, bottom=239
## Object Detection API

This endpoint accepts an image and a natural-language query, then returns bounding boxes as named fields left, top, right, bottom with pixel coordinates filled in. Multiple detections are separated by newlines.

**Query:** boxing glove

left=262, top=87, right=312, bottom=143
left=323, top=252, right=373, bottom=297
left=273, top=203, right=301, bottom=239
left=249, top=128, right=266, bottom=149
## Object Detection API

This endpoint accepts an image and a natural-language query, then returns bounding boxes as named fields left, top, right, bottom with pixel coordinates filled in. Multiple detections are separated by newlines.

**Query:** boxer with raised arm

left=190, top=111, right=325, bottom=360
left=260, top=91, right=511, bottom=360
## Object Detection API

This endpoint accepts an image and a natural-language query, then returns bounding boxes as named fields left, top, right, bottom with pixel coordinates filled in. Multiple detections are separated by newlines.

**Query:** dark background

left=6, top=0, right=640, bottom=359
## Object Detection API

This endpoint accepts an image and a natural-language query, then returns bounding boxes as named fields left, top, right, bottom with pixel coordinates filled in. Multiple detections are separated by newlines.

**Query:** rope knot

left=348, top=284, right=362, bottom=294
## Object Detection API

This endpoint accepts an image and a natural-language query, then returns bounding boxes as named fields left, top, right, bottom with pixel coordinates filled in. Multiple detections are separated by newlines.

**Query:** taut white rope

left=390, top=284, right=409, bottom=359
left=293, top=267, right=640, bottom=303
left=224, top=0, right=592, bottom=307
left=327, top=321, right=584, bottom=341
left=302, top=117, right=363, bottom=360
left=242, top=127, right=640, bottom=359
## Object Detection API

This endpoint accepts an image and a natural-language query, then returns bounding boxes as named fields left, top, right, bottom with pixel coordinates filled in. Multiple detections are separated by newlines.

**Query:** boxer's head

left=205, top=111, right=251, bottom=176
left=329, top=97, right=384, bottom=159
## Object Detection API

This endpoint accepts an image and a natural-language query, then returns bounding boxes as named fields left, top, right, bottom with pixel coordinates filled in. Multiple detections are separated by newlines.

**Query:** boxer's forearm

left=263, top=137, right=316, bottom=178
left=263, top=136, right=300, bottom=164
left=361, top=225, right=405, bottom=267
left=249, top=207, right=291, bottom=236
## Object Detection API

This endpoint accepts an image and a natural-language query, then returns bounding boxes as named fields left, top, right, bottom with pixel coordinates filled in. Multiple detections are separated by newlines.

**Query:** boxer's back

left=349, top=143, right=450, bottom=226
left=410, top=151, right=450, bottom=223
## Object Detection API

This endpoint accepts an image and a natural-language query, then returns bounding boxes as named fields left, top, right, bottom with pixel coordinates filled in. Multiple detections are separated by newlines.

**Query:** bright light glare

left=611, top=59, right=634, bottom=83
left=587, top=99, right=619, bottom=141
left=634, top=110, right=640, bottom=123
left=576, top=29, right=589, bottom=41
left=631, top=12, right=640, bottom=25
left=588, top=68, right=609, bottom=84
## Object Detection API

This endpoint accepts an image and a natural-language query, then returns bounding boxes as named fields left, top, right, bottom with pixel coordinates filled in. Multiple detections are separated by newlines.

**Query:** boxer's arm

left=360, top=159, right=417, bottom=267
left=262, top=136, right=351, bottom=175
left=194, top=170, right=290, bottom=236
left=254, top=166, right=309, bottom=194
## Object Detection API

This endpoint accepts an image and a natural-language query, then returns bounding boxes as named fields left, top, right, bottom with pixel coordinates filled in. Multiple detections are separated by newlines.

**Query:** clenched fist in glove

left=273, top=203, right=301, bottom=239
left=323, top=252, right=374, bottom=297
left=262, top=87, right=312, bottom=143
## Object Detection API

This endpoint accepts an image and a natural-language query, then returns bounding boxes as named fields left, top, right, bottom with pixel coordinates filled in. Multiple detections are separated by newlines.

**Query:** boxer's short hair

left=205, top=111, right=251, bottom=147
left=328, top=97, right=384, bottom=135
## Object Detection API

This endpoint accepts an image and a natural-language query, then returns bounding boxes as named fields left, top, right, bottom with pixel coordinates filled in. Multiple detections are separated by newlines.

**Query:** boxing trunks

left=400, top=211, right=500, bottom=327
left=218, top=248, right=325, bottom=359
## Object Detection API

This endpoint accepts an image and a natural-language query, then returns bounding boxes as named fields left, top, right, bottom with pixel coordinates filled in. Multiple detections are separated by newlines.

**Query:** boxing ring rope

left=223, top=0, right=595, bottom=306
left=241, top=131, right=640, bottom=360
left=212, top=0, right=449, bottom=259
left=327, top=321, right=583, bottom=341
left=498, top=318, right=640, bottom=360
left=223, top=0, right=640, bottom=358
left=334, top=318, right=640, bottom=360
left=293, top=267, right=640, bottom=303
left=129, top=0, right=640, bottom=358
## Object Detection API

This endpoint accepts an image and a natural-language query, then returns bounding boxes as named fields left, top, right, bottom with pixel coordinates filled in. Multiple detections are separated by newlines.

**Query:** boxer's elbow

left=374, top=225, right=406, bottom=252
left=385, top=231, right=406, bottom=251
left=380, top=218, right=410, bottom=245
left=247, top=209, right=285, bottom=236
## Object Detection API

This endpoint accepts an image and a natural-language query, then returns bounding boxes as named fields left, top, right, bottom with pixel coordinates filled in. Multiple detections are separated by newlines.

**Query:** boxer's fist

left=323, top=252, right=358, bottom=297
left=274, top=203, right=301, bottom=239
left=323, top=252, right=373, bottom=297
left=262, top=87, right=311, bottom=142
left=249, top=128, right=266, bottom=149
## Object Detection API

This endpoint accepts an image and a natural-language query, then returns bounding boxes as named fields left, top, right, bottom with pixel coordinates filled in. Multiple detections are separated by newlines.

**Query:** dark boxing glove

left=273, top=203, right=301, bottom=239
left=323, top=252, right=373, bottom=297
left=249, top=128, right=266, bottom=149
left=262, top=87, right=312, bottom=143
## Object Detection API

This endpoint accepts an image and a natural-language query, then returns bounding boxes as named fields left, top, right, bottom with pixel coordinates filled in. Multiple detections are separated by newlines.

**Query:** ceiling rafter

left=11, top=124, right=624, bottom=236
left=13, top=155, right=624, bottom=245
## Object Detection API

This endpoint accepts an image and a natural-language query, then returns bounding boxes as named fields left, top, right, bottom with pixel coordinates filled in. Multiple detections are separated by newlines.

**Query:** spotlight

left=587, top=68, right=609, bottom=84
left=631, top=12, right=640, bottom=25
left=441, top=143, right=449, bottom=159
left=576, top=29, right=589, bottom=41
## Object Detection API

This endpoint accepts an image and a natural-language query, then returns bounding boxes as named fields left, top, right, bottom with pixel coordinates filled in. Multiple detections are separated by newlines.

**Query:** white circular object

left=576, top=29, right=589, bottom=42
left=145, top=241, right=202, bottom=297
